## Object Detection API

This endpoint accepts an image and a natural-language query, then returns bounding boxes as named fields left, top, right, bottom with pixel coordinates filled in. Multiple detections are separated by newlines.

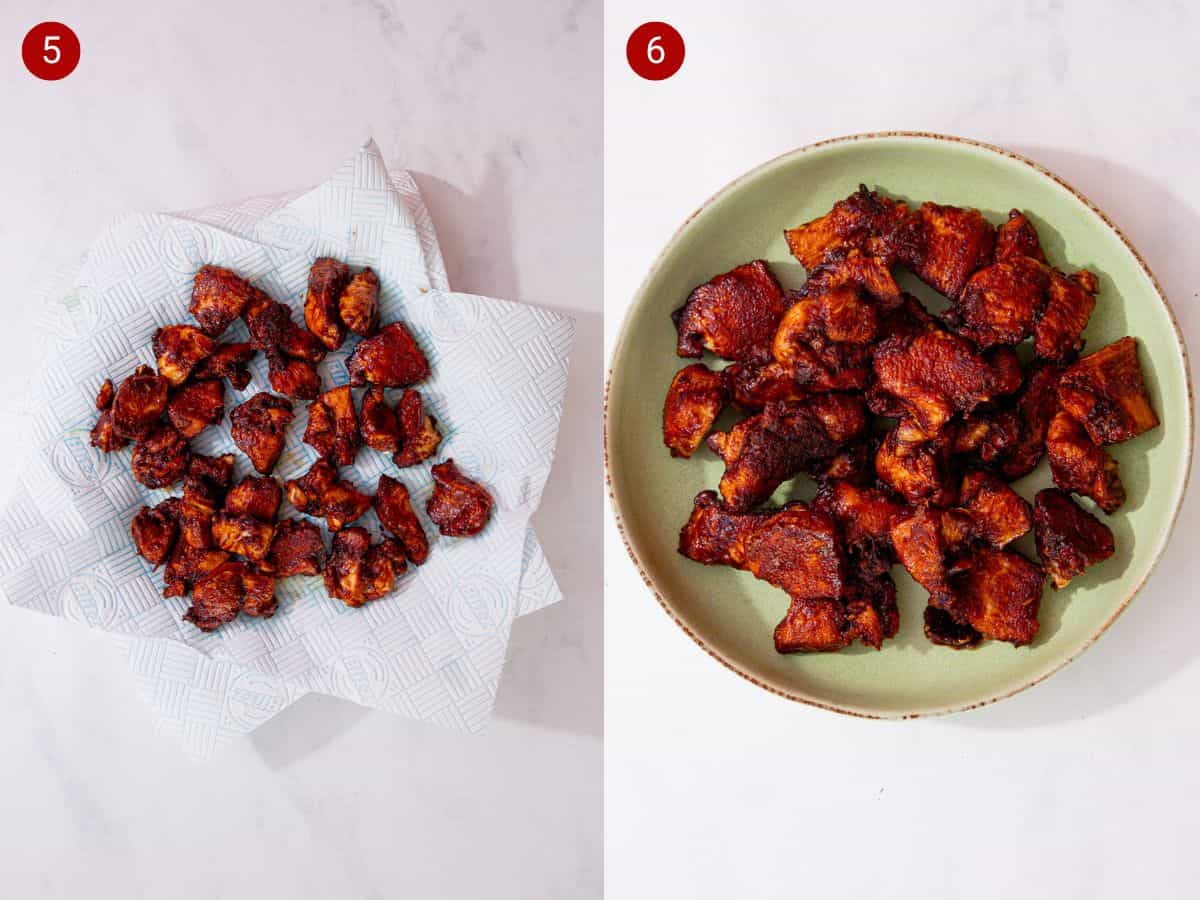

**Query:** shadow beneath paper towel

left=250, top=693, right=370, bottom=768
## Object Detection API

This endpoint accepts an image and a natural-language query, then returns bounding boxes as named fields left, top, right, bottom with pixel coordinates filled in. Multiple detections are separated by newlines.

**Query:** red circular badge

left=22, top=22, right=80, bottom=81
left=626, top=22, right=684, bottom=81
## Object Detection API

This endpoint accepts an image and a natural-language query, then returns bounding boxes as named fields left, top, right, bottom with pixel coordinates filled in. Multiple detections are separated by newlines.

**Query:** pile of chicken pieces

left=91, top=260, right=494, bottom=632
left=665, top=186, right=1158, bottom=652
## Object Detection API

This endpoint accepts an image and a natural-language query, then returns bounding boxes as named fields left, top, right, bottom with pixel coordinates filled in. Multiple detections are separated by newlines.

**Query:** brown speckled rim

left=604, top=130, right=1194, bottom=719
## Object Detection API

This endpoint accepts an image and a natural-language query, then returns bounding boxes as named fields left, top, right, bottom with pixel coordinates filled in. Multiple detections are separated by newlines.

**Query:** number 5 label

left=626, top=22, right=685, bottom=81
left=22, top=22, right=80, bottom=81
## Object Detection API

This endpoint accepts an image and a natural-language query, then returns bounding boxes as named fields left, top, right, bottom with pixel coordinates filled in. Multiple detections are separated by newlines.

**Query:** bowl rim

left=603, top=130, right=1195, bottom=719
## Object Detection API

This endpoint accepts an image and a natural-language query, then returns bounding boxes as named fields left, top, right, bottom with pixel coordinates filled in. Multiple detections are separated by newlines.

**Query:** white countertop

left=0, top=1, right=600, bottom=897
left=605, top=1, right=1200, bottom=897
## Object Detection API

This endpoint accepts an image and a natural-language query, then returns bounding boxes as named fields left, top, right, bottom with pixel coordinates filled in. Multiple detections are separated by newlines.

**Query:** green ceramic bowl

left=606, top=132, right=1192, bottom=717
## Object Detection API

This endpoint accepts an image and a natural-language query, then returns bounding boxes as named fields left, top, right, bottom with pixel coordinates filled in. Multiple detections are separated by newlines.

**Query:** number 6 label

left=22, top=22, right=81, bottom=81
left=627, top=22, right=684, bottom=81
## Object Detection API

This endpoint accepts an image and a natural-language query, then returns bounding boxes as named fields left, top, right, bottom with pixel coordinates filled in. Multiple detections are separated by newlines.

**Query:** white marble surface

left=606, top=1, right=1200, bottom=897
left=0, top=1, right=600, bottom=897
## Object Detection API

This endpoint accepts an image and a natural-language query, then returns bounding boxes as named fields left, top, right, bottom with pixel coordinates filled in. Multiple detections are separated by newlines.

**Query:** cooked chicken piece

left=178, top=471, right=223, bottom=549
left=677, top=490, right=762, bottom=567
left=193, top=341, right=256, bottom=390
left=707, top=397, right=865, bottom=511
left=932, top=547, right=1044, bottom=646
left=878, top=293, right=939, bottom=342
left=891, top=506, right=955, bottom=593
left=994, top=209, right=1046, bottom=263
left=304, top=385, right=360, bottom=466
left=363, top=538, right=407, bottom=602
left=873, top=330, right=1022, bottom=437
left=224, top=476, right=282, bottom=523
left=347, top=322, right=431, bottom=387
left=187, top=452, right=235, bottom=489
left=958, top=469, right=1032, bottom=548
left=285, top=459, right=337, bottom=516
left=803, top=250, right=902, bottom=309
left=1045, top=410, right=1124, bottom=513
left=875, top=422, right=957, bottom=507
left=241, top=567, right=277, bottom=618
left=267, top=518, right=325, bottom=577
left=265, top=349, right=321, bottom=401
left=230, top=392, right=295, bottom=475
left=953, top=407, right=1021, bottom=466
left=813, top=479, right=904, bottom=577
left=773, top=577, right=895, bottom=653
left=360, top=386, right=401, bottom=452
left=375, top=475, right=430, bottom=565
left=1034, top=488, right=1115, bottom=588
left=662, top=364, right=728, bottom=458
left=1034, top=269, right=1097, bottom=361
left=183, top=561, right=246, bottom=631
left=163, top=542, right=230, bottom=598
left=427, top=459, right=493, bottom=537
left=814, top=438, right=877, bottom=485
left=153, top=325, right=216, bottom=387
left=673, top=260, right=789, bottom=364
left=320, top=480, right=373, bottom=532
left=769, top=285, right=876, bottom=391
left=741, top=505, right=845, bottom=599
left=89, top=411, right=127, bottom=452
left=191, top=265, right=255, bottom=337
left=166, top=378, right=225, bottom=438
left=886, top=201, right=996, bottom=300
left=944, top=255, right=1049, bottom=349
left=1057, top=337, right=1158, bottom=445
left=212, top=511, right=275, bottom=561
left=784, top=186, right=905, bottom=270
left=130, top=497, right=181, bottom=568
left=850, top=573, right=901, bottom=644
left=96, top=378, right=115, bottom=410
left=111, top=366, right=169, bottom=440
left=304, top=257, right=351, bottom=351
left=923, top=605, right=982, bottom=649
left=242, top=289, right=287, bottom=350
left=999, top=362, right=1064, bottom=479
left=338, top=267, right=380, bottom=336
left=393, top=389, right=442, bottom=467
left=323, top=527, right=372, bottom=607
left=278, top=320, right=328, bottom=362
left=721, top=361, right=808, bottom=410
left=131, top=424, right=189, bottom=489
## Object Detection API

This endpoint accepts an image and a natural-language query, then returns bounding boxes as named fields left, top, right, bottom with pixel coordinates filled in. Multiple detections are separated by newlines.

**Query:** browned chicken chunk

left=662, top=364, right=728, bottom=458
left=131, top=424, right=189, bottom=488
left=944, top=255, right=1049, bottom=349
left=375, top=475, right=430, bottom=565
left=393, top=389, right=442, bottom=467
left=224, top=476, right=282, bottom=522
left=191, top=266, right=255, bottom=337
left=999, top=362, right=1064, bottom=480
left=304, top=257, right=351, bottom=351
left=427, top=459, right=493, bottom=537
left=347, top=321, right=431, bottom=387
left=1033, top=488, right=1115, bottom=588
left=284, top=459, right=337, bottom=516
left=932, top=547, right=1044, bottom=646
left=111, top=366, right=169, bottom=440
left=212, top=512, right=275, bottom=562
left=923, top=605, right=982, bottom=649
left=193, top=341, right=256, bottom=390
left=338, top=267, right=380, bottom=336
left=875, top=422, right=957, bottom=507
left=90, top=411, right=127, bottom=452
left=164, top=543, right=230, bottom=599
left=304, top=384, right=360, bottom=466
left=178, top=471, right=223, bottom=549
left=96, top=378, right=115, bottom=410
left=188, top=452, right=235, bottom=489
left=362, top=538, right=406, bottom=602
left=774, top=577, right=895, bottom=653
left=1035, top=270, right=1097, bottom=361
left=230, top=392, right=295, bottom=475
left=154, top=325, right=216, bottom=387
left=886, top=201, right=996, bottom=300
left=784, top=186, right=905, bottom=270
left=1057, top=337, right=1158, bottom=445
left=267, top=518, right=325, bottom=577
left=359, top=386, right=401, bottom=452
left=673, top=260, right=789, bottom=364
left=266, top=349, right=321, bottom=401
left=812, top=479, right=904, bottom=577
left=721, top=361, right=809, bottom=411
left=994, top=209, right=1046, bottom=263
left=323, top=527, right=371, bottom=607
left=241, top=567, right=277, bottom=618
left=1045, top=410, right=1124, bottom=513
left=954, top=407, right=1021, bottom=466
left=131, top=497, right=181, bottom=568
left=184, top=561, right=246, bottom=631
left=166, top=378, right=225, bottom=438
left=957, top=469, right=1032, bottom=548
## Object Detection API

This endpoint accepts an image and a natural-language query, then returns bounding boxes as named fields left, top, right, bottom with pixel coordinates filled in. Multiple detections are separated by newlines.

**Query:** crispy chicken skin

left=111, top=367, right=170, bottom=440
left=154, top=325, right=216, bottom=387
left=266, top=349, right=321, bottom=400
left=360, top=386, right=401, bottom=452
left=958, top=469, right=1032, bottom=548
left=1035, top=270, right=1097, bottom=361
left=1045, top=410, right=1124, bottom=513
left=933, top=547, right=1044, bottom=646
left=230, top=392, right=295, bottom=475
left=427, top=459, right=493, bottom=537
left=323, top=527, right=372, bottom=607
left=184, top=561, right=246, bottom=631
left=875, top=423, right=957, bottom=507
left=285, top=459, right=337, bottom=516
left=886, top=201, right=996, bottom=300
left=267, top=519, right=325, bottom=577
left=347, top=322, right=431, bottom=387
left=166, top=378, right=225, bottom=438
left=707, top=397, right=866, bottom=511
left=131, top=498, right=181, bottom=568
left=304, top=385, right=360, bottom=466
left=212, top=511, right=276, bottom=562
left=241, top=567, right=277, bottom=618
left=1034, top=488, right=1115, bottom=588
left=393, top=389, right=442, bottom=467
left=784, top=186, right=904, bottom=270
left=191, top=266, right=255, bottom=337
left=304, top=257, right=351, bottom=351
left=872, top=329, right=1021, bottom=437
left=164, top=543, right=230, bottom=599
left=193, top=341, right=256, bottom=390
left=1057, top=337, right=1159, bottom=445
left=131, top=424, right=189, bottom=488
left=945, top=255, right=1049, bottom=349
left=662, top=364, right=728, bottom=458
left=224, top=476, right=282, bottom=522
left=673, top=260, right=789, bottom=365
left=994, top=210, right=1046, bottom=263
left=812, top=479, right=904, bottom=577
left=923, top=605, right=983, bottom=649
left=338, top=267, right=380, bottom=337
left=375, top=475, right=430, bottom=565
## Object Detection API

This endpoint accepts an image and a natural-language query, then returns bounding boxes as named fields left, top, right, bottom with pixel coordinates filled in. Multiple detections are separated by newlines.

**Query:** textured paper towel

left=0, top=142, right=572, bottom=758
